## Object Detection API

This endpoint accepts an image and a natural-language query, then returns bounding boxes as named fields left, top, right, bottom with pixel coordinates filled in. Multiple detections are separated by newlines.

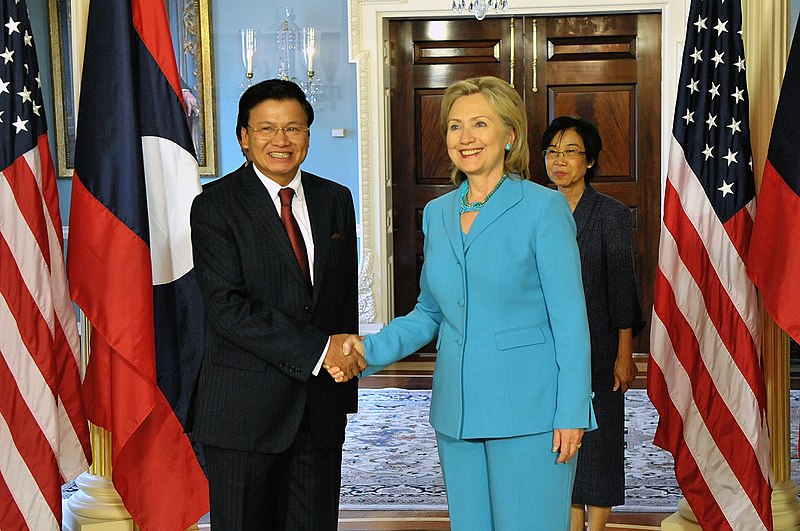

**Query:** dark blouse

left=573, top=185, right=645, bottom=391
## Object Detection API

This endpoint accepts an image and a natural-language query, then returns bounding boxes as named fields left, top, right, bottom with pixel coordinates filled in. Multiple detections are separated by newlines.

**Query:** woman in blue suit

left=331, top=76, right=595, bottom=530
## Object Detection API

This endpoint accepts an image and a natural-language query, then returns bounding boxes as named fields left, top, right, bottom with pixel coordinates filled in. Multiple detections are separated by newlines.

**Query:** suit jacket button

left=304, top=305, right=312, bottom=313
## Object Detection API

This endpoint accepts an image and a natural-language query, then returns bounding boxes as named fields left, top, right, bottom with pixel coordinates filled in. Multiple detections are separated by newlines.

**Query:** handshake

left=323, top=334, right=366, bottom=383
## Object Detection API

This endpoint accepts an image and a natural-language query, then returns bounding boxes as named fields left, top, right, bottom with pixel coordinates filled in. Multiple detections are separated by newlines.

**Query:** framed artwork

left=47, top=0, right=75, bottom=178
left=48, top=0, right=217, bottom=177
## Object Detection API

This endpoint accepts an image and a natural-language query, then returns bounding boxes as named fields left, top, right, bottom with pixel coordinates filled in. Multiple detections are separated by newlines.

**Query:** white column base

left=62, top=472, right=133, bottom=531
left=772, top=480, right=800, bottom=531
left=661, top=485, right=800, bottom=531
left=660, top=498, right=701, bottom=530
left=62, top=503, right=134, bottom=531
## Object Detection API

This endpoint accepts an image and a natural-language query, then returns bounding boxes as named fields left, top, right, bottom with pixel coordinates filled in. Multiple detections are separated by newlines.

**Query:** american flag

left=0, top=0, right=91, bottom=529
left=647, top=0, right=772, bottom=529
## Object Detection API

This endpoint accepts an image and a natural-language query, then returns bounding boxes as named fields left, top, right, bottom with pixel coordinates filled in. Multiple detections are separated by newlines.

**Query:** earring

left=505, top=143, right=511, bottom=151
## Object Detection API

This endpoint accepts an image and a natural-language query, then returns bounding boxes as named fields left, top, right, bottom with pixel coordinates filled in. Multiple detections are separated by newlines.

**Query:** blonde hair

left=439, top=76, right=530, bottom=184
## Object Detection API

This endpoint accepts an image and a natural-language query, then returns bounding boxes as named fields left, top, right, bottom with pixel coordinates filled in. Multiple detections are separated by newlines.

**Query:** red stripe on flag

left=0, top=236, right=59, bottom=391
left=131, top=0, right=184, bottom=107
left=0, top=353, right=63, bottom=523
left=722, top=203, right=754, bottom=266
left=37, top=137, right=65, bottom=249
left=647, top=352, right=731, bottom=531
left=68, top=177, right=156, bottom=385
left=662, top=182, right=765, bottom=406
left=0, top=472, right=29, bottom=531
left=748, top=161, right=800, bottom=343
left=651, top=266, right=772, bottom=525
left=3, top=149, right=52, bottom=268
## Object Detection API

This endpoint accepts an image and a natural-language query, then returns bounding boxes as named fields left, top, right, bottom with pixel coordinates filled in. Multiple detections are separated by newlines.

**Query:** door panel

left=390, top=13, right=660, bottom=353
left=390, top=19, right=510, bottom=319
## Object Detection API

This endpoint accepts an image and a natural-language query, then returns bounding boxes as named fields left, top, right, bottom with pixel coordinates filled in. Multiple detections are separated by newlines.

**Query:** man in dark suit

left=189, top=79, right=365, bottom=530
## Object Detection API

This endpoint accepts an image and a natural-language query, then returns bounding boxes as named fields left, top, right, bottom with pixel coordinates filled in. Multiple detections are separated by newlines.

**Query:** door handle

left=531, top=18, right=538, bottom=93
left=509, top=18, right=515, bottom=88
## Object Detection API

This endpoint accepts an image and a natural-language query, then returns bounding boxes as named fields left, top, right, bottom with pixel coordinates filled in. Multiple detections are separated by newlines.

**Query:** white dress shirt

left=252, top=165, right=329, bottom=375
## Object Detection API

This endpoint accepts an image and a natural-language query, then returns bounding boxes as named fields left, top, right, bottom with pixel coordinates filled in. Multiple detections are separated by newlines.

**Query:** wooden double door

left=389, top=13, right=661, bottom=353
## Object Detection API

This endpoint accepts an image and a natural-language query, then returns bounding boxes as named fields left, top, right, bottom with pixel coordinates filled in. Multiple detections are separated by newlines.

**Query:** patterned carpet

left=339, top=388, right=800, bottom=512
left=63, top=389, right=800, bottom=513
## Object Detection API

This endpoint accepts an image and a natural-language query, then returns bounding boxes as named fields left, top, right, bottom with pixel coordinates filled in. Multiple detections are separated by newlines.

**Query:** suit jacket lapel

left=442, top=187, right=465, bottom=262
left=463, top=176, right=522, bottom=251
left=572, top=184, right=597, bottom=241
left=303, top=172, right=331, bottom=303
left=238, top=165, right=312, bottom=291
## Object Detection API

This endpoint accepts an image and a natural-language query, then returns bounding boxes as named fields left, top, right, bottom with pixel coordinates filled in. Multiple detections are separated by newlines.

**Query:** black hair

left=236, top=79, right=314, bottom=141
left=540, top=116, right=602, bottom=183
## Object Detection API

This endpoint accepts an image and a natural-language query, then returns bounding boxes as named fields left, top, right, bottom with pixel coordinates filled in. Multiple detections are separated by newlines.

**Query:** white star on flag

left=723, top=148, right=738, bottom=165
left=718, top=180, right=734, bottom=197
left=5, top=16, right=20, bottom=34
left=694, top=15, right=707, bottom=31
left=12, top=115, right=27, bottom=132
left=17, top=85, right=31, bottom=103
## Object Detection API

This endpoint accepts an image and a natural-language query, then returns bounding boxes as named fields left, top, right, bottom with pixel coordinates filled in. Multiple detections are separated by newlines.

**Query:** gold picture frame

left=48, top=0, right=217, bottom=177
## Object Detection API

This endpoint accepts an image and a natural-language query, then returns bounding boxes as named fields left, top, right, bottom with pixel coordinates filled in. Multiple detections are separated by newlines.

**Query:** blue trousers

left=436, top=430, right=577, bottom=531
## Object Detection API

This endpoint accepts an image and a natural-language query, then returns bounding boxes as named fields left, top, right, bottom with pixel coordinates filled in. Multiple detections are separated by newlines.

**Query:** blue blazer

left=364, top=176, right=596, bottom=440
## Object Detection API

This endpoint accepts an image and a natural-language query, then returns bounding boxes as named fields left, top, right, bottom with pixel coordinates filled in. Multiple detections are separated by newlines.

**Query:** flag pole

left=762, top=318, right=800, bottom=528
left=744, top=0, right=800, bottom=526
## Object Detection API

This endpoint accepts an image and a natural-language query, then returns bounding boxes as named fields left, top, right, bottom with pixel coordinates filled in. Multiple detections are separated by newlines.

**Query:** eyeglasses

left=542, top=148, right=586, bottom=160
left=247, top=125, right=310, bottom=140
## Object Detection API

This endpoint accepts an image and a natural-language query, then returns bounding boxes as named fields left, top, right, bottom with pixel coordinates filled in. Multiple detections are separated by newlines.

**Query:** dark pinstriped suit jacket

left=189, top=164, right=358, bottom=453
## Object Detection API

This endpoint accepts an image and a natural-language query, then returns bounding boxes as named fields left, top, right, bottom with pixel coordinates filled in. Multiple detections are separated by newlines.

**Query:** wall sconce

left=299, top=27, right=321, bottom=103
left=240, top=28, right=257, bottom=91
left=275, top=8, right=323, bottom=103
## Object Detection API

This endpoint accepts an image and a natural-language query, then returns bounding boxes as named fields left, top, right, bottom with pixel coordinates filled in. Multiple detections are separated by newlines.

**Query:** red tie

left=278, top=188, right=311, bottom=285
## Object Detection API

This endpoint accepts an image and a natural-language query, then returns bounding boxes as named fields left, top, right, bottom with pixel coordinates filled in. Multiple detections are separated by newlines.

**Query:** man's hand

left=323, top=334, right=366, bottom=382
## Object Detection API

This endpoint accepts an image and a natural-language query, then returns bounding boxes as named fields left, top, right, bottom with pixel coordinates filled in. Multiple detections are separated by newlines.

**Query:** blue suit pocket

left=494, top=326, right=546, bottom=350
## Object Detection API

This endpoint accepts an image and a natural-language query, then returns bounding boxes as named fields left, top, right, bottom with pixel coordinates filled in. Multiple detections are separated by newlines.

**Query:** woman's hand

left=613, top=327, right=636, bottom=393
left=552, top=428, right=584, bottom=464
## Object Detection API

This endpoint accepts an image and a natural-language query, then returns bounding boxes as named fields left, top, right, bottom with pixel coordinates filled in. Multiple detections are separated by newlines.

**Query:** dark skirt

left=571, top=388, right=625, bottom=507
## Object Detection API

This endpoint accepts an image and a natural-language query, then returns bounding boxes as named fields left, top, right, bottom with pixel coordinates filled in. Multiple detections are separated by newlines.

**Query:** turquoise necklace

left=459, top=174, right=507, bottom=214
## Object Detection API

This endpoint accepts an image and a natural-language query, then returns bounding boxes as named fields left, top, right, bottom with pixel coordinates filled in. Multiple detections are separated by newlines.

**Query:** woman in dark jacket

left=541, top=116, right=645, bottom=531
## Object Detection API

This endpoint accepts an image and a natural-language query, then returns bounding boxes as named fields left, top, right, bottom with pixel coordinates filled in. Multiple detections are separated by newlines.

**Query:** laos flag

left=66, top=0, right=209, bottom=529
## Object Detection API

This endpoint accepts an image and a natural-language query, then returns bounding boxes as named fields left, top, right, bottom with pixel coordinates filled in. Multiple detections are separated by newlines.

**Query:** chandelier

left=452, top=0, right=509, bottom=20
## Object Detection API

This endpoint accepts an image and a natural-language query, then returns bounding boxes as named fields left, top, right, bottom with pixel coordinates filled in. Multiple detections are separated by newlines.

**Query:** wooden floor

left=340, top=354, right=667, bottom=530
